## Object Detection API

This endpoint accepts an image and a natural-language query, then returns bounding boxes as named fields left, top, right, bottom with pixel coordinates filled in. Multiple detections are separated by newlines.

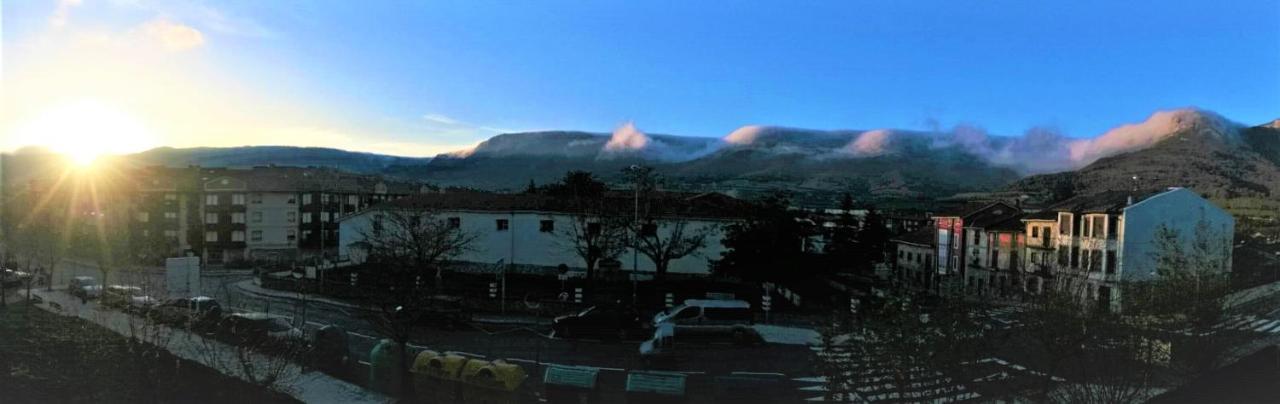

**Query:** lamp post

left=628, top=165, right=641, bottom=306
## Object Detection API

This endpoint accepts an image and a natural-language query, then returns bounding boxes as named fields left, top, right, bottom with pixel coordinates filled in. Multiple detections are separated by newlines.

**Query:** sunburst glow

left=11, top=99, right=158, bottom=166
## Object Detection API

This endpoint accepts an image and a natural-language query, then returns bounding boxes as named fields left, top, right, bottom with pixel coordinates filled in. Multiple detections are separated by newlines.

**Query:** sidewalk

left=30, top=288, right=392, bottom=404
left=233, top=279, right=552, bottom=326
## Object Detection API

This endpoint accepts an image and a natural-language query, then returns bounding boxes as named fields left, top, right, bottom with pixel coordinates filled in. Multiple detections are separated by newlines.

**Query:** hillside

left=129, top=146, right=433, bottom=174
left=1009, top=117, right=1280, bottom=204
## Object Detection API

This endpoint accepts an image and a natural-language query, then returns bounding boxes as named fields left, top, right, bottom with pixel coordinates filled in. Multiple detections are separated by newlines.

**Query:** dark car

left=153, top=296, right=224, bottom=328
left=415, top=294, right=470, bottom=328
left=220, top=312, right=305, bottom=348
left=553, top=305, right=649, bottom=340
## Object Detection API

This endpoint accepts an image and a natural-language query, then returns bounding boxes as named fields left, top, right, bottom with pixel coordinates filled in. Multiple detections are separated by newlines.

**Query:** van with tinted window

left=652, top=299, right=752, bottom=327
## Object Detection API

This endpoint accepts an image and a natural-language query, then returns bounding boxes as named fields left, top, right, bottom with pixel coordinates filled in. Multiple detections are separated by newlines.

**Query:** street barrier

left=544, top=365, right=600, bottom=404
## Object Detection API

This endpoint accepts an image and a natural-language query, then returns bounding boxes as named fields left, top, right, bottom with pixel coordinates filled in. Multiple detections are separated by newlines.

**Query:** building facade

left=127, top=166, right=424, bottom=265
left=896, top=188, right=1234, bottom=312
left=338, top=191, right=748, bottom=277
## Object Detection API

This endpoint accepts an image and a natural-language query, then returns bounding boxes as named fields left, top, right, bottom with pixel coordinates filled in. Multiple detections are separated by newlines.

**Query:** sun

left=11, top=99, right=158, bottom=167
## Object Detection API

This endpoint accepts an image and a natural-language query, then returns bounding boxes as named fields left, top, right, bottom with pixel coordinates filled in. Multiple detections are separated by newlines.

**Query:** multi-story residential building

left=337, top=191, right=749, bottom=277
left=1040, top=188, right=1234, bottom=312
left=963, top=215, right=1026, bottom=298
left=127, top=166, right=424, bottom=265
left=1019, top=211, right=1059, bottom=295
left=892, top=227, right=936, bottom=290
left=928, top=201, right=1021, bottom=296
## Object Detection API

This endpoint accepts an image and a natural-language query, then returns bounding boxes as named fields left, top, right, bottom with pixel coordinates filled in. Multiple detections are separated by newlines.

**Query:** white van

left=652, top=299, right=753, bottom=327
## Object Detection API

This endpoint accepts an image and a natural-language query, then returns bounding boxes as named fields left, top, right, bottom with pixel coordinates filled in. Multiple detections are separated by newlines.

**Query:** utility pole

left=630, top=165, right=640, bottom=306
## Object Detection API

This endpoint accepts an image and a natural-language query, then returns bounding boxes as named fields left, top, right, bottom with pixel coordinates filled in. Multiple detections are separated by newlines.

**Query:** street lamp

left=628, top=165, right=642, bottom=306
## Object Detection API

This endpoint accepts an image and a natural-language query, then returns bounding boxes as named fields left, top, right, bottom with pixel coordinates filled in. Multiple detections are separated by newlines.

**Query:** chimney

left=1126, top=195, right=1133, bottom=206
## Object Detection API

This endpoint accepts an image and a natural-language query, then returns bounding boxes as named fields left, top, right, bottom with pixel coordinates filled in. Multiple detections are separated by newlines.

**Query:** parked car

left=101, top=285, right=144, bottom=308
left=639, top=323, right=764, bottom=365
left=553, top=305, right=648, bottom=340
left=76, top=285, right=104, bottom=300
left=651, top=299, right=753, bottom=327
left=2, top=268, right=32, bottom=287
left=416, top=294, right=470, bottom=328
left=69, top=276, right=98, bottom=298
left=221, top=312, right=306, bottom=346
left=126, top=295, right=161, bottom=314
left=153, top=296, right=223, bottom=327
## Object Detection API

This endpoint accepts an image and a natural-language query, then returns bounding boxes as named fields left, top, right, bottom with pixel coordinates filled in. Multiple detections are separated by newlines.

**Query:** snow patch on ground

left=754, top=325, right=821, bottom=346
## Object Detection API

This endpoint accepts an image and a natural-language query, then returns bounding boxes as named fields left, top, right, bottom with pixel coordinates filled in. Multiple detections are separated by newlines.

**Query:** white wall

left=339, top=209, right=731, bottom=275
left=1119, top=188, right=1235, bottom=281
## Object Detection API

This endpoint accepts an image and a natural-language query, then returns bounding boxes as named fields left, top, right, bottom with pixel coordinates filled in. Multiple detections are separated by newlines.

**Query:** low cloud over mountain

left=438, top=107, right=1238, bottom=176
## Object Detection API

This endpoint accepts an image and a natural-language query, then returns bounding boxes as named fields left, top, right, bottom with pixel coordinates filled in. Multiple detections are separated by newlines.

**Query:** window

left=303, top=213, right=313, bottom=224
left=641, top=223, right=658, bottom=237
left=205, top=231, right=218, bottom=242
left=251, top=230, right=262, bottom=242
left=231, top=231, right=245, bottom=242
left=287, top=195, right=296, bottom=204
left=1070, top=246, right=1079, bottom=267
left=447, top=217, right=461, bottom=229
left=348, top=195, right=358, bottom=205
left=164, top=193, right=177, bottom=201
left=287, top=212, right=297, bottom=223
left=231, top=212, right=245, bottom=224
left=1105, top=250, right=1117, bottom=274
left=1092, top=216, right=1105, bottom=239
left=205, top=194, right=218, bottom=206
left=142, top=229, right=151, bottom=237
left=1059, top=214, right=1070, bottom=235
left=232, top=194, right=246, bottom=205
left=321, top=193, right=332, bottom=203
left=303, top=230, right=312, bottom=240
left=205, top=213, right=218, bottom=224
left=1058, top=248, right=1069, bottom=266
left=539, top=220, right=555, bottom=233
left=496, top=219, right=509, bottom=231
left=1031, top=226, right=1039, bottom=238
left=251, top=193, right=263, bottom=204
left=163, top=230, right=178, bottom=238
left=990, top=250, right=999, bottom=268
left=287, top=230, right=297, bottom=242
left=138, top=212, right=149, bottom=222
left=321, top=212, right=331, bottom=222
left=302, top=194, right=313, bottom=205
left=164, top=211, right=177, bottom=220
left=252, top=212, right=262, bottom=223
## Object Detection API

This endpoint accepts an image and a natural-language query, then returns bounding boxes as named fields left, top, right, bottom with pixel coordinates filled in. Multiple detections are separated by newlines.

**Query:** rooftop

left=364, top=190, right=754, bottom=220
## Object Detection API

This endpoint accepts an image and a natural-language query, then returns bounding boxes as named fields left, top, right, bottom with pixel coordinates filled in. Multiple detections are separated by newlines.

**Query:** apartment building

left=1040, top=188, right=1233, bottom=311
left=926, top=201, right=1021, bottom=296
left=892, top=227, right=936, bottom=290
left=338, top=191, right=749, bottom=277
left=898, top=188, right=1234, bottom=312
left=128, top=166, right=424, bottom=264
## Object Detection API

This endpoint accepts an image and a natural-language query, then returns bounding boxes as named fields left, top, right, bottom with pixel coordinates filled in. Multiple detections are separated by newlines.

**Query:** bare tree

left=355, top=200, right=476, bottom=397
left=558, top=208, right=630, bottom=280
left=631, top=218, right=715, bottom=281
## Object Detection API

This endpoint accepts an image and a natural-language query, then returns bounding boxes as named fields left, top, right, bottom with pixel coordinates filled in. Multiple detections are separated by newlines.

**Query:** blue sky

left=3, top=0, right=1278, bottom=156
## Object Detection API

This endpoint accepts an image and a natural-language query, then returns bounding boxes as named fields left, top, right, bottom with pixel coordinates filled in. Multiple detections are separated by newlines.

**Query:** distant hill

left=1009, top=113, right=1280, bottom=204
left=129, top=146, right=432, bottom=175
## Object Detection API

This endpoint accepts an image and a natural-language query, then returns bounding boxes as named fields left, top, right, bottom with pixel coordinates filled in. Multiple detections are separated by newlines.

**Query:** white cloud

left=603, top=121, right=650, bottom=152
left=49, top=0, right=83, bottom=28
left=139, top=18, right=205, bottom=51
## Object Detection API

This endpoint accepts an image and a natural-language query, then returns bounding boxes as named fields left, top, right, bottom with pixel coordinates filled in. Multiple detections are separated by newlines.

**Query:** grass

left=0, top=300, right=300, bottom=404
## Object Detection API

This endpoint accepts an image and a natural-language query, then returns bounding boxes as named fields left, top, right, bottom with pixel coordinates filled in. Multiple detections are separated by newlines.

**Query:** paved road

left=215, top=278, right=818, bottom=376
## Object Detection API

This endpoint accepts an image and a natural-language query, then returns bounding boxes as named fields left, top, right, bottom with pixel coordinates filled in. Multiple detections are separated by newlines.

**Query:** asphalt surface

left=209, top=277, right=818, bottom=376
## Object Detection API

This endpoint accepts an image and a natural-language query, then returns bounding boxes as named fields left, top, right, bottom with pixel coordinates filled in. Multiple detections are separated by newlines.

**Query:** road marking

left=1253, top=320, right=1280, bottom=332
left=350, top=332, right=377, bottom=340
